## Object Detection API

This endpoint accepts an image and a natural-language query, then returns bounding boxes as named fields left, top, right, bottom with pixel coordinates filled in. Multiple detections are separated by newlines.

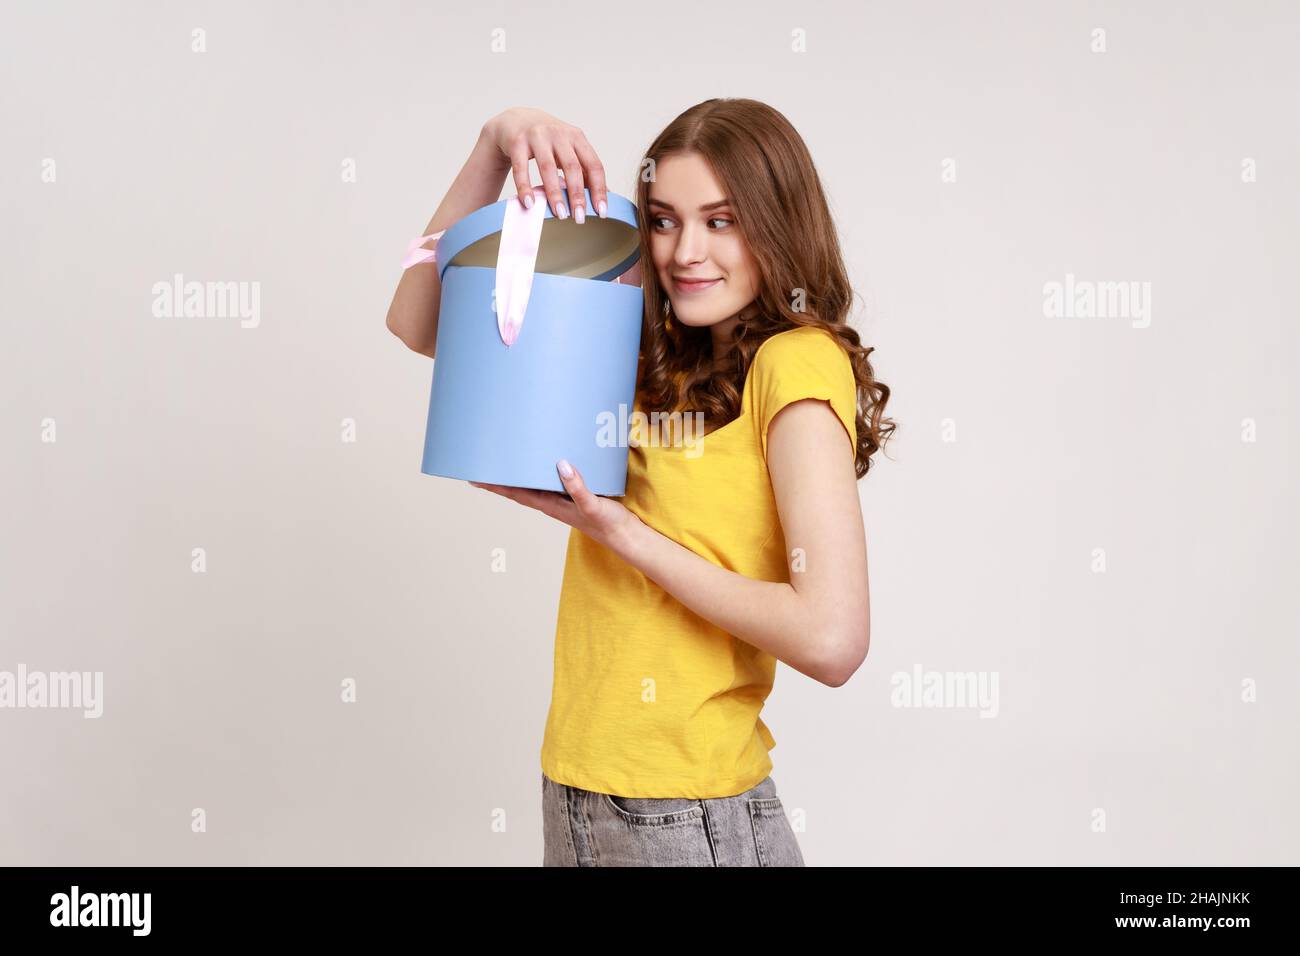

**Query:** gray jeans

left=542, top=772, right=806, bottom=866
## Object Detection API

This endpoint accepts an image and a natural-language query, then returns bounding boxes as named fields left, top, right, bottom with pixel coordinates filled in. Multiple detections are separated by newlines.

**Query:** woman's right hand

left=484, top=107, right=609, bottom=224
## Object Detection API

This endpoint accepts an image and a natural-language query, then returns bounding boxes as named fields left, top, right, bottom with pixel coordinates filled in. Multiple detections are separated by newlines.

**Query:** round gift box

left=420, top=186, right=645, bottom=495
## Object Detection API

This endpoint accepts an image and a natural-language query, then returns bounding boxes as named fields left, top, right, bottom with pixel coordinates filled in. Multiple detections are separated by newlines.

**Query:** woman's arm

left=471, top=398, right=871, bottom=687
left=608, top=398, right=870, bottom=687
left=385, top=125, right=511, bottom=358
left=385, top=108, right=612, bottom=358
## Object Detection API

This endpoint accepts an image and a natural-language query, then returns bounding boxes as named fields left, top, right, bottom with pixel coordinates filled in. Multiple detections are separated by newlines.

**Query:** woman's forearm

left=384, top=125, right=512, bottom=357
left=607, top=520, right=839, bottom=686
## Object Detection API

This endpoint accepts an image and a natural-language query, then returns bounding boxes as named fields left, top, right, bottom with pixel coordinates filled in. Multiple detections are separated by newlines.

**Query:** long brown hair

left=633, top=98, right=895, bottom=478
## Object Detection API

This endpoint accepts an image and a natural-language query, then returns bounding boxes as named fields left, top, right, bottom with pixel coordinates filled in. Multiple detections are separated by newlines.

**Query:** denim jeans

left=542, top=772, right=806, bottom=866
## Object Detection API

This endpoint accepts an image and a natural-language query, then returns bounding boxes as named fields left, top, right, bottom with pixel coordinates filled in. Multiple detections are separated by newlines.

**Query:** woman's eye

left=650, top=216, right=732, bottom=230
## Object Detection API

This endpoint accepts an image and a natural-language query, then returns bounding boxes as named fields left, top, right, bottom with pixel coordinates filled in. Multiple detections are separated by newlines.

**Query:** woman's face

left=647, top=152, right=760, bottom=345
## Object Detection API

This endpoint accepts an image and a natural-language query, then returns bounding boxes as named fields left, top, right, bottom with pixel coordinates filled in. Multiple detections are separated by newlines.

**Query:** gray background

left=2, top=0, right=1296, bottom=865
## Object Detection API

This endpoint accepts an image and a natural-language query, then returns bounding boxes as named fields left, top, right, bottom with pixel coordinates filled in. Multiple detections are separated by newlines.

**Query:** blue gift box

left=420, top=186, right=644, bottom=495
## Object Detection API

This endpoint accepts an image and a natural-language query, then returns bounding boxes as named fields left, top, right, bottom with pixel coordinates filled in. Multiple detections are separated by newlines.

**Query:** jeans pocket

left=603, top=793, right=705, bottom=827
left=746, top=796, right=805, bottom=866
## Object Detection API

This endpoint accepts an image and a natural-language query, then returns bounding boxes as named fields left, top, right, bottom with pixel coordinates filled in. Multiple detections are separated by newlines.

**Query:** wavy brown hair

left=632, top=98, right=895, bottom=478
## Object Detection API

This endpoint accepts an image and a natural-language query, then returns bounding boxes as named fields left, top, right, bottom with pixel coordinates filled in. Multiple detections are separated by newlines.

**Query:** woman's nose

left=674, top=225, right=708, bottom=266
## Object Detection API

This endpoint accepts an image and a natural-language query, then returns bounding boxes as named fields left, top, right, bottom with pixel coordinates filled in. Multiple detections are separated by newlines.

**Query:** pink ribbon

left=493, top=185, right=548, bottom=347
left=399, top=185, right=553, bottom=347
left=401, top=230, right=446, bottom=269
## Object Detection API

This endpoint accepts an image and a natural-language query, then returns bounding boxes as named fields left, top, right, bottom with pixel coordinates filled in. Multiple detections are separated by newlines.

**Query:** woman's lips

left=675, top=277, right=721, bottom=293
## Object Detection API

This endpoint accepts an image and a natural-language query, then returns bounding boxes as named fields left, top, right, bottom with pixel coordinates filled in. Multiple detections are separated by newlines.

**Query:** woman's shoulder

left=750, top=324, right=850, bottom=372
left=744, top=324, right=859, bottom=453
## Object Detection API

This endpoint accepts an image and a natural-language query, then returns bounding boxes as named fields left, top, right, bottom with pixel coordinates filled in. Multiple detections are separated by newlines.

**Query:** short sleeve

left=749, top=327, right=858, bottom=461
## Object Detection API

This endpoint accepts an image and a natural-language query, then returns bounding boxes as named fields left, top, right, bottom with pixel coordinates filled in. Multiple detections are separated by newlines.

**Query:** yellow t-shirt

left=540, top=325, right=859, bottom=798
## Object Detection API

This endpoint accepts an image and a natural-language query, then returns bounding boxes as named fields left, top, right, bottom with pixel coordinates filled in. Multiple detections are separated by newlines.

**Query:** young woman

left=386, top=100, right=895, bottom=867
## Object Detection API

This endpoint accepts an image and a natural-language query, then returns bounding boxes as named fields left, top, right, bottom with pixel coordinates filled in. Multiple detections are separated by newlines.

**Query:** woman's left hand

left=469, top=459, right=643, bottom=553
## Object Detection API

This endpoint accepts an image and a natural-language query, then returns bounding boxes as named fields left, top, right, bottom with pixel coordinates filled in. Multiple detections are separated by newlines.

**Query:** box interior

left=447, top=217, right=640, bottom=280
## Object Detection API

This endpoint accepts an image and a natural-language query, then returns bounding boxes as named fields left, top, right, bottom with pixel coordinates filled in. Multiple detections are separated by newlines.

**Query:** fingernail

left=597, top=199, right=608, bottom=218
left=523, top=193, right=534, bottom=209
left=574, top=205, right=585, bottom=224
left=556, top=201, right=568, bottom=219
left=557, top=459, right=574, bottom=479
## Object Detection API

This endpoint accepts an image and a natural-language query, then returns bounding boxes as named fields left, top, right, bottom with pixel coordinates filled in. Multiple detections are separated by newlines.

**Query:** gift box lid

left=434, top=186, right=641, bottom=283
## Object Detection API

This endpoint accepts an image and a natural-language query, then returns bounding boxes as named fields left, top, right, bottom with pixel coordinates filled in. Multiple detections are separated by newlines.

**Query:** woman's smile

left=674, top=276, right=722, bottom=294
